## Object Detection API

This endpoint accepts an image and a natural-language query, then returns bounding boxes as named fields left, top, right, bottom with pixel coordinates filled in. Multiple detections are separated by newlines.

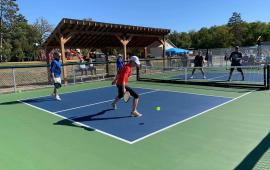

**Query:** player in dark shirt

left=190, top=51, right=206, bottom=79
left=227, top=46, right=244, bottom=81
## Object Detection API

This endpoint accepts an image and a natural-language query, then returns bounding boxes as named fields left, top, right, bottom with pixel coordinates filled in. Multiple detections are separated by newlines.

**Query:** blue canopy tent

left=166, top=48, right=189, bottom=56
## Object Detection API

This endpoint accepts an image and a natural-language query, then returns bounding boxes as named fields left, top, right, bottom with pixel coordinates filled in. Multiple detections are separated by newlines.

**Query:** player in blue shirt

left=50, top=52, right=62, bottom=101
left=112, top=54, right=125, bottom=85
left=116, top=54, right=124, bottom=71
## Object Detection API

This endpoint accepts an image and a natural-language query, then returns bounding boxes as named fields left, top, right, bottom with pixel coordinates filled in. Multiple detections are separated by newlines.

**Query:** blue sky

left=18, top=0, right=270, bottom=32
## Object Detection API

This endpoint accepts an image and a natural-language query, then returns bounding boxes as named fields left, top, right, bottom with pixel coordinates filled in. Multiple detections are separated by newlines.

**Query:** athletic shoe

left=203, top=76, right=206, bottom=79
left=55, top=95, right=61, bottom=101
left=190, top=76, right=194, bottom=79
left=131, top=111, right=142, bottom=117
left=112, top=103, right=117, bottom=110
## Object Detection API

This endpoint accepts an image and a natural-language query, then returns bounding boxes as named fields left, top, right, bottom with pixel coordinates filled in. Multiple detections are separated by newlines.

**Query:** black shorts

left=194, top=64, right=203, bottom=68
left=231, top=64, right=243, bottom=72
left=117, top=85, right=139, bottom=99
left=230, top=67, right=243, bottom=72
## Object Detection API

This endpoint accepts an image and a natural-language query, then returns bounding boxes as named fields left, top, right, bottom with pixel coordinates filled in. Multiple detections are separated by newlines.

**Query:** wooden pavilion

left=43, top=18, right=171, bottom=82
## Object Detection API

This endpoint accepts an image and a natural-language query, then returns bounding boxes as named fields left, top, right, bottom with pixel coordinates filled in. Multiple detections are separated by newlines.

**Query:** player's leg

left=237, top=68, right=245, bottom=81
left=228, top=67, right=234, bottom=81
left=125, top=86, right=141, bottom=117
left=190, top=68, right=196, bottom=79
left=200, top=68, right=206, bottom=79
left=111, top=85, right=123, bottom=109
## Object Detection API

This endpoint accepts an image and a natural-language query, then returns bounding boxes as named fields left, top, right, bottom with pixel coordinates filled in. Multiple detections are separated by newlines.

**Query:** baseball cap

left=130, top=56, right=140, bottom=66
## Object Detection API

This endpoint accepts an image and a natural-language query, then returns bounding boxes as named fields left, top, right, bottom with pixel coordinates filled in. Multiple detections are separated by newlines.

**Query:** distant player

left=227, top=46, right=244, bottom=81
left=190, top=51, right=206, bottom=79
left=111, top=56, right=142, bottom=117
left=50, top=52, right=62, bottom=101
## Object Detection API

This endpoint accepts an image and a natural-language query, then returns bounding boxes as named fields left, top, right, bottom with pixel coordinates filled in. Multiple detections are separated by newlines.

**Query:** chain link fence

left=1, top=46, right=270, bottom=94
left=194, top=45, right=270, bottom=67
left=0, top=61, right=118, bottom=94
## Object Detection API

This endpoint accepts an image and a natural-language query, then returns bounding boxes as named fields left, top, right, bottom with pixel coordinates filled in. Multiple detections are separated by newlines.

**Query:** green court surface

left=0, top=80, right=270, bottom=170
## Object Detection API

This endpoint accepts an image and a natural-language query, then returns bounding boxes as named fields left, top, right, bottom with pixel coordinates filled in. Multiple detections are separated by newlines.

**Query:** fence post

left=136, top=66, right=140, bottom=81
left=12, top=68, right=17, bottom=93
left=72, top=64, right=76, bottom=84
left=184, top=67, right=188, bottom=82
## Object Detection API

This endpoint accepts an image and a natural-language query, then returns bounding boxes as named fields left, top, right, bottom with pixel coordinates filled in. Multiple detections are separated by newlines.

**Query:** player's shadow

left=54, top=109, right=131, bottom=130
left=22, top=98, right=56, bottom=103
left=71, top=109, right=132, bottom=122
left=234, top=132, right=270, bottom=170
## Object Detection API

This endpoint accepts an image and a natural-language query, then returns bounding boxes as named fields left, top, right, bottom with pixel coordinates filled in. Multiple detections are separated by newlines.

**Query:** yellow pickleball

left=156, top=106, right=161, bottom=111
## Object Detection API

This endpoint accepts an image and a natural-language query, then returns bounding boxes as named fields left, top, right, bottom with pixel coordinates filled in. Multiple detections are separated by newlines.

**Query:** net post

left=184, top=67, right=187, bottom=81
left=264, top=65, right=266, bottom=88
left=266, top=64, right=270, bottom=90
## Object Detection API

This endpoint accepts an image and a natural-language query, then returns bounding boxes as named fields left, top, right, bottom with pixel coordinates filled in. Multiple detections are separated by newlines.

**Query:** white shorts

left=54, top=77, right=61, bottom=84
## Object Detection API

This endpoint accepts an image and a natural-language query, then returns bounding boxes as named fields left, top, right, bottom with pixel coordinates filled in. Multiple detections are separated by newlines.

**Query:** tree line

left=1, top=3, right=270, bottom=62
left=0, top=0, right=53, bottom=62
left=169, top=12, right=270, bottom=50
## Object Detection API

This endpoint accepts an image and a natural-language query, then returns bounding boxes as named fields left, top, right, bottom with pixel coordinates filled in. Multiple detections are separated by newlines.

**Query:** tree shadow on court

left=0, top=98, right=55, bottom=105
left=22, top=98, right=55, bottom=103
left=54, top=109, right=131, bottom=130
left=234, top=132, right=270, bottom=170
left=0, top=100, right=21, bottom=105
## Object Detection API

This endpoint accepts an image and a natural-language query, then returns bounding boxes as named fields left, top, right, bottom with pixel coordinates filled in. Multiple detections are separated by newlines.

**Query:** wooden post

left=116, top=35, right=133, bottom=61
left=59, top=34, right=72, bottom=84
left=144, top=47, right=148, bottom=58
left=123, top=43, right=127, bottom=61
left=159, top=36, right=167, bottom=69
left=45, top=48, right=52, bottom=83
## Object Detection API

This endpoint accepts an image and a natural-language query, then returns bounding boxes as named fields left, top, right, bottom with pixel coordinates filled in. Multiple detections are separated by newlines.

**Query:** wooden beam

left=60, top=35, right=68, bottom=84
left=45, top=48, right=52, bottom=83
left=68, top=30, right=164, bottom=38
left=115, top=35, right=133, bottom=61
left=144, top=47, right=148, bottom=58
left=161, top=36, right=167, bottom=69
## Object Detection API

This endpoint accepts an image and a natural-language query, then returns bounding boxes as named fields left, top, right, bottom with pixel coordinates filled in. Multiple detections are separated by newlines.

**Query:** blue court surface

left=21, top=87, right=232, bottom=144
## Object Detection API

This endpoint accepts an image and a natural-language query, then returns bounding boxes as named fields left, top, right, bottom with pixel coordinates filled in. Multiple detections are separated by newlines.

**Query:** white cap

left=76, top=49, right=81, bottom=53
left=130, top=56, right=140, bottom=66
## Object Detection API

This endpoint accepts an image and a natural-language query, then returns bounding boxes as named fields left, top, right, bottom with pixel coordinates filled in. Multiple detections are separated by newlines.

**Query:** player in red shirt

left=111, top=56, right=142, bottom=117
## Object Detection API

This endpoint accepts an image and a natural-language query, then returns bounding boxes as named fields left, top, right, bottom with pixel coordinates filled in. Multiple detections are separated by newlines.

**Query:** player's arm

left=229, top=53, right=233, bottom=62
left=50, top=62, right=56, bottom=82
left=120, top=69, right=130, bottom=93
left=112, top=73, right=119, bottom=85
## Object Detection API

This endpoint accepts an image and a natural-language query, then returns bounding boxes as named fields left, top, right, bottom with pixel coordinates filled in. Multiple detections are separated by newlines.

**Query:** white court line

left=207, top=75, right=228, bottom=80
left=55, top=90, right=158, bottom=113
left=23, top=85, right=112, bottom=101
left=18, top=100, right=133, bottom=144
left=129, top=90, right=255, bottom=144
left=132, top=86, right=232, bottom=99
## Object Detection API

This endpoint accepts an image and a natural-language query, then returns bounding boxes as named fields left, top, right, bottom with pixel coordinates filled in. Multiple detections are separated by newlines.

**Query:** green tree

left=1, top=0, right=19, bottom=61
left=33, top=17, right=53, bottom=45
left=227, top=12, right=245, bottom=46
